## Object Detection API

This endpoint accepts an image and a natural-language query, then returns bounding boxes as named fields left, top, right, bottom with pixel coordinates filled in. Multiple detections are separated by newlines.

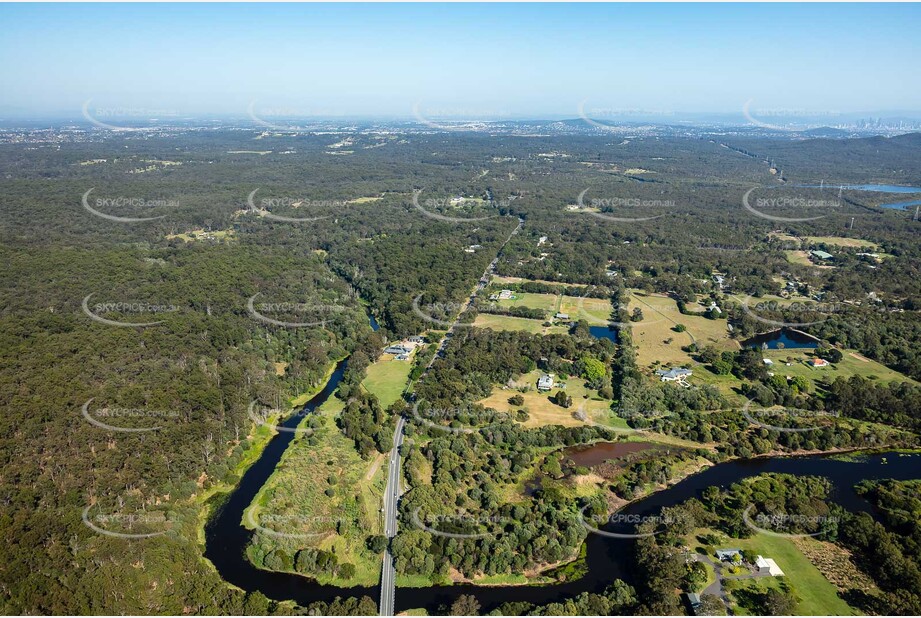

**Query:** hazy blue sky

left=1, top=3, right=919, bottom=120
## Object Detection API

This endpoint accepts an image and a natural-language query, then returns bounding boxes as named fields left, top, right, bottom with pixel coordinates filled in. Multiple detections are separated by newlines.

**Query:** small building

left=497, top=289, right=514, bottom=300
left=685, top=592, right=702, bottom=614
left=394, top=353, right=410, bottom=361
left=407, top=336, right=424, bottom=344
left=755, top=555, right=784, bottom=576
left=656, top=367, right=693, bottom=383
left=715, top=548, right=742, bottom=565
left=810, top=357, right=830, bottom=367
left=555, top=312, right=570, bottom=321
left=763, top=358, right=774, bottom=366
left=537, top=374, right=555, bottom=391
left=707, top=302, right=722, bottom=315
left=810, top=250, right=834, bottom=261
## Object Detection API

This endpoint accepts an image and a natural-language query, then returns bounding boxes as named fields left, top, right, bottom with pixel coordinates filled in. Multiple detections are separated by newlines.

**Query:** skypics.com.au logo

left=741, top=399, right=840, bottom=434
left=742, top=187, right=842, bottom=223
left=739, top=295, right=847, bottom=329
left=742, top=504, right=839, bottom=539
left=82, top=189, right=174, bottom=223
left=574, top=189, right=672, bottom=223
left=82, top=504, right=171, bottom=539
left=410, top=508, right=508, bottom=539
left=81, top=100, right=179, bottom=131
left=742, top=99, right=841, bottom=132
left=247, top=293, right=346, bottom=328
left=578, top=507, right=674, bottom=539
left=411, top=190, right=500, bottom=223
left=244, top=511, right=344, bottom=541
left=82, top=294, right=178, bottom=328
left=247, top=189, right=336, bottom=223
left=81, top=398, right=180, bottom=433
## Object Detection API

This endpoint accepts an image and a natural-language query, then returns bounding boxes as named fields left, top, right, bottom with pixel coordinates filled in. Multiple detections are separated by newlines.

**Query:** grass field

left=722, top=532, right=858, bottom=616
left=478, top=369, right=630, bottom=430
left=472, top=312, right=568, bottom=335
left=804, top=236, right=877, bottom=248
left=244, top=396, right=385, bottom=586
left=785, top=250, right=834, bottom=268
left=627, top=290, right=736, bottom=369
left=492, top=291, right=614, bottom=326
left=361, top=353, right=414, bottom=408
left=763, top=347, right=917, bottom=385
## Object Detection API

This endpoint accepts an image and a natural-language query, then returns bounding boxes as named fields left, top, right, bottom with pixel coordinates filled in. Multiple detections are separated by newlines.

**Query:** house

left=685, top=592, right=702, bottom=614
left=656, top=367, right=693, bottom=384
left=763, top=358, right=774, bottom=366
left=707, top=302, right=722, bottom=314
left=810, top=357, right=830, bottom=367
left=497, top=289, right=514, bottom=300
left=810, top=250, right=834, bottom=261
left=554, top=312, right=570, bottom=321
left=394, top=353, right=410, bottom=361
left=755, top=555, right=784, bottom=576
left=384, top=344, right=412, bottom=355
left=407, top=336, right=424, bottom=344
left=537, top=374, right=555, bottom=391
left=715, top=548, right=742, bottom=565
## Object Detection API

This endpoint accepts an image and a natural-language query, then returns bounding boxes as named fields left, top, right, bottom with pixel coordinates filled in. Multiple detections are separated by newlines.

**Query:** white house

left=537, top=374, right=555, bottom=391
left=756, top=555, right=784, bottom=576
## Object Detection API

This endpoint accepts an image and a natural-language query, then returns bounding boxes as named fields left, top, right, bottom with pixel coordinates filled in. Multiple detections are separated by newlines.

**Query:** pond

left=563, top=441, right=655, bottom=467
left=743, top=328, right=819, bottom=350
left=589, top=325, right=618, bottom=343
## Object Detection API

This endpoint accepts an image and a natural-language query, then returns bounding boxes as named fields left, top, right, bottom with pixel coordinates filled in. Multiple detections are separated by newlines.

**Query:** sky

left=1, top=2, right=920, bottom=121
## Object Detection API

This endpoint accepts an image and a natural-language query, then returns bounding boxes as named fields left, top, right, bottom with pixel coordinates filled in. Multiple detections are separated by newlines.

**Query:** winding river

left=204, top=356, right=920, bottom=614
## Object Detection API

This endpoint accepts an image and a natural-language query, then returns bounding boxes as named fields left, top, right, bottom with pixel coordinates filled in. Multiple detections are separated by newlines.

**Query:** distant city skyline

left=2, top=3, right=920, bottom=120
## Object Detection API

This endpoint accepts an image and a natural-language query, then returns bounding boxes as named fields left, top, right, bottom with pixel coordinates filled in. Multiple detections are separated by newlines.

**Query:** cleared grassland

left=493, top=291, right=614, bottom=326
left=785, top=250, right=833, bottom=268
left=805, top=236, right=877, bottom=248
left=244, top=397, right=385, bottom=586
left=688, top=528, right=858, bottom=616
left=495, top=291, right=560, bottom=312
left=472, top=313, right=567, bottom=335
left=763, top=348, right=918, bottom=385
left=627, top=291, right=736, bottom=369
left=361, top=352, right=413, bottom=408
left=726, top=532, right=858, bottom=616
left=478, top=369, right=629, bottom=430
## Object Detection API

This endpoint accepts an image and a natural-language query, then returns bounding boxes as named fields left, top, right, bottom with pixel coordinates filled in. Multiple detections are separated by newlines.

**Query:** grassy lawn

left=472, top=313, right=568, bottom=335
left=785, top=250, right=834, bottom=269
left=243, top=396, right=386, bottom=587
left=689, top=528, right=859, bottom=616
left=362, top=353, right=414, bottom=408
left=763, top=348, right=917, bottom=385
left=492, top=292, right=614, bottom=327
left=495, top=291, right=560, bottom=312
left=804, top=236, right=877, bottom=249
left=627, top=290, right=736, bottom=370
left=730, top=533, right=858, bottom=616
left=478, top=369, right=628, bottom=430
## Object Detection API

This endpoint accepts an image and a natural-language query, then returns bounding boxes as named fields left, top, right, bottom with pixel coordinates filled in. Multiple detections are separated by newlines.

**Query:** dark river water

left=204, top=354, right=920, bottom=614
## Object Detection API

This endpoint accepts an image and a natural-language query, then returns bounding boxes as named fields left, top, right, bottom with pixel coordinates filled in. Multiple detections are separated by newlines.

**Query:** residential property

left=707, top=301, right=722, bottom=314
left=810, top=249, right=834, bottom=261
left=554, top=312, right=570, bottom=321
left=656, top=367, right=693, bottom=385
left=537, top=374, right=555, bottom=391
left=407, top=336, right=424, bottom=344
left=715, top=548, right=742, bottom=565
left=810, top=357, right=830, bottom=367
left=384, top=344, right=412, bottom=355
left=685, top=592, right=702, bottom=614
left=755, top=555, right=784, bottom=576
left=763, top=358, right=774, bottom=366
left=498, top=289, right=514, bottom=300
left=394, top=353, right=410, bottom=361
